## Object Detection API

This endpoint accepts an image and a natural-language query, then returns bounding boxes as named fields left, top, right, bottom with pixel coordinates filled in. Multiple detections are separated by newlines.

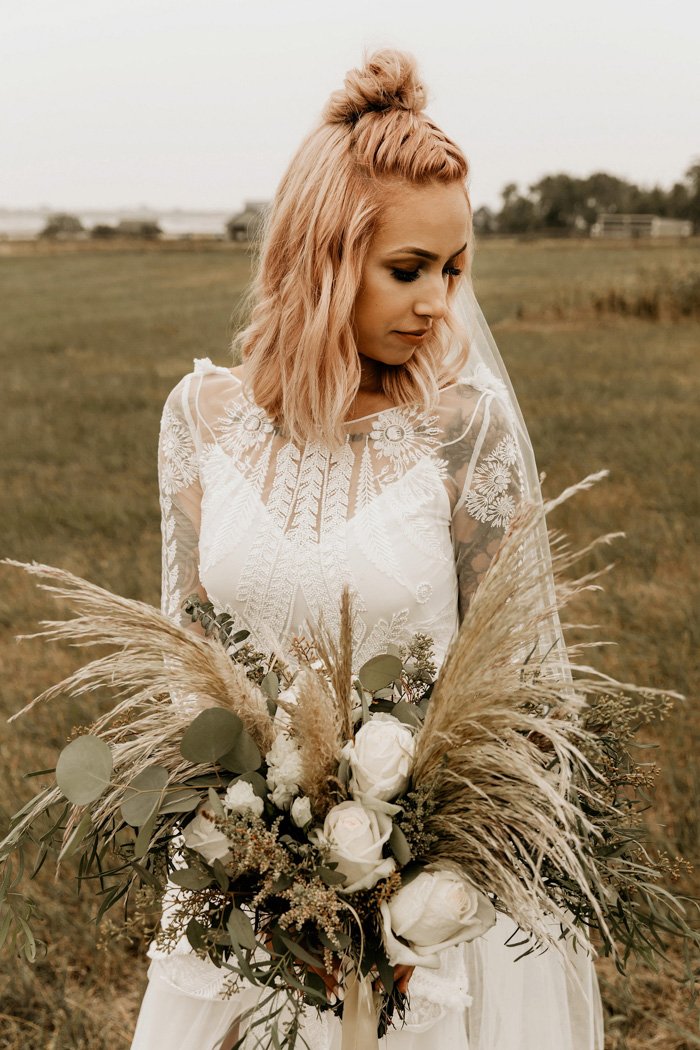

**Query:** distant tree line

left=40, top=214, right=162, bottom=239
left=476, top=160, right=700, bottom=236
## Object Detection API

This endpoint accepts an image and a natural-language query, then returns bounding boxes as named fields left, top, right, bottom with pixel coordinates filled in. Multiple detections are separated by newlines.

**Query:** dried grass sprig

left=413, top=474, right=679, bottom=951
left=307, top=587, right=355, bottom=744
left=4, top=560, right=275, bottom=756
left=291, top=667, right=345, bottom=819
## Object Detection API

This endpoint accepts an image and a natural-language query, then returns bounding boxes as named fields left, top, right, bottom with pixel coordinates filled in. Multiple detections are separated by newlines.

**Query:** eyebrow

left=389, top=242, right=467, bottom=262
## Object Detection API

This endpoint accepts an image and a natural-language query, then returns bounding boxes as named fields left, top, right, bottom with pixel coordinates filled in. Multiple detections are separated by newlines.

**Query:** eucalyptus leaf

left=260, top=671, right=279, bottom=699
left=186, top=917, right=208, bottom=951
left=58, top=809, right=93, bottom=862
left=376, top=949, right=394, bottom=993
left=120, top=766, right=169, bottom=827
left=389, top=823, right=413, bottom=866
left=185, top=774, right=233, bottom=788
left=392, top=700, right=423, bottom=729
left=319, top=929, right=352, bottom=951
left=56, top=735, right=113, bottom=805
left=212, top=858, right=230, bottom=891
left=228, top=907, right=256, bottom=950
left=218, top=730, right=262, bottom=774
left=180, top=708, right=244, bottom=764
left=134, top=808, right=159, bottom=858
left=207, top=787, right=226, bottom=818
left=315, top=866, right=346, bottom=886
left=231, top=771, right=269, bottom=799
left=158, top=788, right=203, bottom=814
left=358, top=654, right=402, bottom=693
left=170, top=867, right=214, bottom=890
left=397, top=860, right=425, bottom=886
left=385, top=643, right=401, bottom=659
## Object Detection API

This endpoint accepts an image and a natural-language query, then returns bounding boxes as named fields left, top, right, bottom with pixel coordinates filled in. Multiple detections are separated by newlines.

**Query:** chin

left=379, top=347, right=416, bottom=367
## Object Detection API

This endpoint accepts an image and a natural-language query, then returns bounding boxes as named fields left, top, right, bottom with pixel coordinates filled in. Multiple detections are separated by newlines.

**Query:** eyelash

left=391, top=266, right=463, bottom=284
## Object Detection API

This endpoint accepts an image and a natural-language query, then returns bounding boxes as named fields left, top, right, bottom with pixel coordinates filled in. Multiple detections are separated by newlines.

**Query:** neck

left=357, top=354, right=384, bottom=394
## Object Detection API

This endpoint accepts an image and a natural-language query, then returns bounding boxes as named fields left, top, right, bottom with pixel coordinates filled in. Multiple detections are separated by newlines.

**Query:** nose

left=413, top=277, right=448, bottom=323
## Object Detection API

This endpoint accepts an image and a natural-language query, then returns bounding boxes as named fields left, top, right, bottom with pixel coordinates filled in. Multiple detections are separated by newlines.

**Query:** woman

left=132, top=49, right=603, bottom=1050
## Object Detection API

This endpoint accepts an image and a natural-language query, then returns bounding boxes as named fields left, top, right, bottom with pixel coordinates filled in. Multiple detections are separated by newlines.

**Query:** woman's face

left=352, top=181, right=469, bottom=375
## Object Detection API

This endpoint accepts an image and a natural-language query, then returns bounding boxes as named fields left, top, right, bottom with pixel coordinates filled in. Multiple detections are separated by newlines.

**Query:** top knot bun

left=323, top=49, right=428, bottom=126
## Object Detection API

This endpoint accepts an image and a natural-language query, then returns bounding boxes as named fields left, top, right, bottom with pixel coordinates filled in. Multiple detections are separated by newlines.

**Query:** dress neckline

left=226, top=369, right=461, bottom=427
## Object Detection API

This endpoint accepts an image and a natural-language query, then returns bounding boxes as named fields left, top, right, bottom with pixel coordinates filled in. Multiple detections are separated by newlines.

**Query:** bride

left=131, top=48, right=604, bottom=1050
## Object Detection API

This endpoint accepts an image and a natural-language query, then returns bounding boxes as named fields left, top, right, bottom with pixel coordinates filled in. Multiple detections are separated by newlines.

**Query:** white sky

left=2, top=0, right=698, bottom=212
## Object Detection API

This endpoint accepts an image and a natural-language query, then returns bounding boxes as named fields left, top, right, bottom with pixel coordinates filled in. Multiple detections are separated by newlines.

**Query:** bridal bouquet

left=1, top=481, right=697, bottom=1048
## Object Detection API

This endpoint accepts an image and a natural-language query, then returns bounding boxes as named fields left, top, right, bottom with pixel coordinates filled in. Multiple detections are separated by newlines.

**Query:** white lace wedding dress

left=130, top=358, right=604, bottom=1050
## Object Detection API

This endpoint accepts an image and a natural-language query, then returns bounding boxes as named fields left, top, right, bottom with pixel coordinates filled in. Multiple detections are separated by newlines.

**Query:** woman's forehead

left=373, top=182, right=469, bottom=256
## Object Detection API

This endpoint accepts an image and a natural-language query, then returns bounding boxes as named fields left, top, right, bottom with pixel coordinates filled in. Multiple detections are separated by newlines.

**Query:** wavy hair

left=235, top=48, right=472, bottom=447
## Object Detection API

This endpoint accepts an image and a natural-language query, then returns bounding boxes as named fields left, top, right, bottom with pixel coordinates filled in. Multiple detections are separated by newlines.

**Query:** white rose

left=266, top=732, right=304, bottom=810
left=182, top=806, right=232, bottom=865
left=317, top=800, right=395, bottom=894
left=347, top=715, right=415, bottom=802
left=223, top=779, right=264, bottom=818
left=291, top=795, right=312, bottom=828
left=380, top=870, right=496, bottom=968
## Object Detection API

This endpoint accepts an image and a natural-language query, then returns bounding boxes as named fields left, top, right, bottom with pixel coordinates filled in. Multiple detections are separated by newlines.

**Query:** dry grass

left=1, top=237, right=699, bottom=1047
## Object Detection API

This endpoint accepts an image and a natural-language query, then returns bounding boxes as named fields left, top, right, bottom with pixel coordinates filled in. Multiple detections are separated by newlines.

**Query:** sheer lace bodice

left=159, top=357, right=524, bottom=667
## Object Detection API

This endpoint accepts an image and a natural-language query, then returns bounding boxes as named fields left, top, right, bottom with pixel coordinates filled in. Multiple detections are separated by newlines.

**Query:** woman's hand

left=374, top=964, right=414, bottom=994
left=307, top=960, right=415, bottom=999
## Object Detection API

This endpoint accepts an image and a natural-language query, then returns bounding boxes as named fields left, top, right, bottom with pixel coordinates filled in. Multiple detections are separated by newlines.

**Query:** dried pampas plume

left=413, top=471, right=675, bottom=949
left=4, top=561, right=275, bottom=753
left=290, top=667, right=345, bottom=819
left=2, top=560, right=276, bottom=841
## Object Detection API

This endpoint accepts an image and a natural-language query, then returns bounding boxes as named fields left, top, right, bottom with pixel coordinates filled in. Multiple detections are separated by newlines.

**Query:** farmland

left=0, top=236, right=698, bottom=1048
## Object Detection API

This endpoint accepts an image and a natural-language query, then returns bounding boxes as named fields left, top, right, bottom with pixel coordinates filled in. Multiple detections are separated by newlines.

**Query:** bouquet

left=1, top=479, right=697, bottom=1048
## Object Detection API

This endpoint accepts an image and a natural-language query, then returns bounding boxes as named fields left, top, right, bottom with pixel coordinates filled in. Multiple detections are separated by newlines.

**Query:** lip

left=394, top=330, right=429, bottom=346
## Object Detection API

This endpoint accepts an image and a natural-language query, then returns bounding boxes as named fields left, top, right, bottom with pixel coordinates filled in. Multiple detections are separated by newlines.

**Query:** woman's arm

left=158, top=375, right=209, bottom=633
left=448, top=392, right=524, bottom=624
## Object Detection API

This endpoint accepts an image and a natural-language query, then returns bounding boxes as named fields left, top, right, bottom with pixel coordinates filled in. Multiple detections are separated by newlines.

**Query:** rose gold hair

left=236, top=48, right=472, bottom=447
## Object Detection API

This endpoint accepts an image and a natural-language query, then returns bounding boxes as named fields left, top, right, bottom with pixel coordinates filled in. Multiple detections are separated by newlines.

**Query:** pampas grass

left=413, top=473, right=678, bottom=952
left=1, top=559, right=275, bottom=848
left=289, top=667, right=345, bottom=819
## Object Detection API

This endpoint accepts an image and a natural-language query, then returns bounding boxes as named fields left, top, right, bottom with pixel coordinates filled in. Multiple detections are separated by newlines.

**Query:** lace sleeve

left=158, top=376, right=209, bottom=629
left=448, top=390, right=524, bottom=624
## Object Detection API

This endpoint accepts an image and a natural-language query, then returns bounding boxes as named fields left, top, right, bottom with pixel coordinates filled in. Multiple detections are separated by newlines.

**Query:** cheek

left=355, top=273, right=401, bottom=337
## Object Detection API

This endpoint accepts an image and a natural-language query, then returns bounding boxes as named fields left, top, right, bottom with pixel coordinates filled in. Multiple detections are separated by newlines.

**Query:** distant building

left=591, top=214, right=692, bottom=238
left=226, top=201, right=269, bottom=242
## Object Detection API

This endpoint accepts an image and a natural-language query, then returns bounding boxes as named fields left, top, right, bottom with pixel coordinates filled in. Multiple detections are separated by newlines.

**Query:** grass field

left=1, top=236, right=699, bottom=1048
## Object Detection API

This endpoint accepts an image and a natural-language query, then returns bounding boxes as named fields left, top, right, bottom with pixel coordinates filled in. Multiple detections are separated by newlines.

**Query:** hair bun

left=323, top=48, right=428, bottom=126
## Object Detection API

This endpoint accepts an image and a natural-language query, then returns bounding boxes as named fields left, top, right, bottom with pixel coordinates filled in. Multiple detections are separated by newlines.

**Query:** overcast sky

left=2, top=0, right=698, bottom=212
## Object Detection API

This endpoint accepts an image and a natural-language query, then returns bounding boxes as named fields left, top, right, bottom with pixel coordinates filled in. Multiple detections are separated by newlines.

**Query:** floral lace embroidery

left=159, top=404, right=199, bottom=619
left=463, top=435, right=519, bottom=529
left=218, top=396, right=275, bottom=457
left=416, top=581, right=433, bottom=604
left=369, top=405, right=441, bottom=482
left=159, top=404, right=198, bottom=495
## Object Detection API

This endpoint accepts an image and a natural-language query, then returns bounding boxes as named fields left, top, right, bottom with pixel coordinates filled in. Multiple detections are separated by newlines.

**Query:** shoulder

left=161, top=358, right=243, bottom=432
left=435, top=378, right=516, bottom=458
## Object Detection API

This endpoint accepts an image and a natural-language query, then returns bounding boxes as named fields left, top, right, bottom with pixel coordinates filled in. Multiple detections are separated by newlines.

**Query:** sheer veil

left=452, top=280, right=573, bottom=684
left=451, top=282, right=604, bottom=1049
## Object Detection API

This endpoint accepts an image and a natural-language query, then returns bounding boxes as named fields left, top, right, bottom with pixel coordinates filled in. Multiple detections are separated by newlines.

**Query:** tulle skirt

left=130, top=916, right=604, bottom=1050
